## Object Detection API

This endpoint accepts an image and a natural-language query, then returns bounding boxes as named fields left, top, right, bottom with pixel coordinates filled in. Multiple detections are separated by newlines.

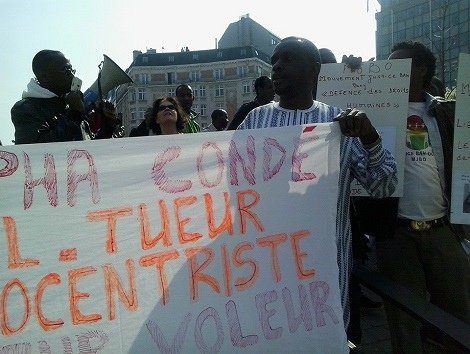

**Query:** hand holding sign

left=334, top=108, right=380, bottom=146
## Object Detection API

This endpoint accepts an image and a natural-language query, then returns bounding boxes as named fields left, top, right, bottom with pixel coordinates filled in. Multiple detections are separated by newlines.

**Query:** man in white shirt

left=203, top=109, right=228, bottom=132
left=372, top=40, right=470, bottom=354
left=237, top=36, right=398, bottom=330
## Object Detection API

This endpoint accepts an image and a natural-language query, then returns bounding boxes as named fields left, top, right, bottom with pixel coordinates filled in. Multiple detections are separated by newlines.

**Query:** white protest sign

left=451, top=53, right=470, bottom=224
left=317, top=59, right=411, bottom=197
left=0, top=124, right=348, bottom=353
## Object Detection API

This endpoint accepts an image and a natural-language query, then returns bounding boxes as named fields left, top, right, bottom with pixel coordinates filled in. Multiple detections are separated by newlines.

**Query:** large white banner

left=451, top=53, right=470, bottom=225
left=0, top=124, right=348, bottom=353
left=317, top=59, right=411, bottom=197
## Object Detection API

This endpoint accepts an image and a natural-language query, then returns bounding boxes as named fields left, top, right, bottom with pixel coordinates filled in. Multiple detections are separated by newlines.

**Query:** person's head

left=319, top=48, right=337, bottom=64
left=254, top=75, right=275, bottom=105
left=144, top=106, right=153, bottom=126
left=150, top=96, right=185, bottom=135
left=271, top=37, right=321, bottom=107
left=32, top=50, right=75, bottom=96
left=388, top=41, right=436, bottom=90
left=311, top=48, right=338, bottom=99
left=211, top=109, right=229, bottom=131
left=175, top=84, right=194, bottom=114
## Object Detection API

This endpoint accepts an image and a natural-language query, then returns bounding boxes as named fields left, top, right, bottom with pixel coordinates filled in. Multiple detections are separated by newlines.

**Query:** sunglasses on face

left=53, top=68, right=76, bottom=77
left=157, top=104, right=176, bottom=112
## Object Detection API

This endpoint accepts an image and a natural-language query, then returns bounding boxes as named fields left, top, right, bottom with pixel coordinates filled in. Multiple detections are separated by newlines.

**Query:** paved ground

left=354, top=238, right=447, bottom=354
left=357, top=288, right=393, bottom=353
left=355, top=236, right=393, bottom=353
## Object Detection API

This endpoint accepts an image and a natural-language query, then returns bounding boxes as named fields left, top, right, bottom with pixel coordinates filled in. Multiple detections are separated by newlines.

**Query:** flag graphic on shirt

left=406, top=115, right=429, bottom=150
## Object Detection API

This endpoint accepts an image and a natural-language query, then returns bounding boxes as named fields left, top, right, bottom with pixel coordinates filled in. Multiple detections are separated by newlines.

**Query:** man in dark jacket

left=356, top=41, right=470, bottom=354
left=129, top=107, right=152, bottom=137
left=175, top=84, right=201, bottom=133
left=226, top=75, right=274, bottom=130
left=11, top=50, right=90, bottom=144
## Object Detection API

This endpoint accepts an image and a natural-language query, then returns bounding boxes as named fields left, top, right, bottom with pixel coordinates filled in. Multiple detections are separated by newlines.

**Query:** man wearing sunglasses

left=11, top=49, right=91, bottom=144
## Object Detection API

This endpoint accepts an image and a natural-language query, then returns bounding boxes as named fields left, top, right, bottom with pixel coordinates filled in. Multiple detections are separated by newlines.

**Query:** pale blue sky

left=0, top=0, right=379, bottom=145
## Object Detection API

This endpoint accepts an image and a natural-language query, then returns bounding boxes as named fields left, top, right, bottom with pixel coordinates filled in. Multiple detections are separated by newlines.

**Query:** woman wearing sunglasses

left=149, top=96, right=185, bottom=135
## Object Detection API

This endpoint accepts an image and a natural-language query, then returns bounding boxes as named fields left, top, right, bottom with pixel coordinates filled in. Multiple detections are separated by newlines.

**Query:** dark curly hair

left=149, top=96, right=185, bottom=135
left=391, top=41, right=436, bottom=89
left=32, top=49, right=63, bottom=76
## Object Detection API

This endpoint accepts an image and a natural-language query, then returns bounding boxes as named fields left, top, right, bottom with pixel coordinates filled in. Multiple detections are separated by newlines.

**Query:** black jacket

left=129, top=120, right=149, bottom=137
left=11, top=97, right=86, bottom=144
left=226, top=100, right=260, bottom=131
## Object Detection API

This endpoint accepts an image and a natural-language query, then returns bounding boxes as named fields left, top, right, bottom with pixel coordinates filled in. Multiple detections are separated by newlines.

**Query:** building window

left=192, top=54, right=199, bottom=60
left=139, top=107, right=146, bottom=120
left=240, top=49, right=247, bottom=55
left=238, top=66, right=248, bottom=78
left=215, top=85, right=224, bottom=97
left=200, top=104, right=207, bottom=116
left=198, top=85, right=206, bottom=98
left=130, top=89, right=136, bottom=101
left=414, top=26, right=423, bottom=37
left=396, top=10, right=406, bottom=22
left=271, top=38, right=277, bottom=45
left=168, top=56, right=175, bottom=62
left=168, top=88, right=175, bottom=96
left=142, top=57, right=148, bottom=63
left=243, top=81, right=251, bottom=94
left=396, top=29, right=406, bottom=43
left=217, top=51, right=223, bottom=58
left=193, top=104, right=198, bottom=114
left=216, top=103, right=224, bottom=109
left=460, top=32, right=469, bottom=45
left=138, top=88, right=146, bottom=100
left=190, top=71, right=200, bottom=82
left=130, top=108, right=136, bottom=122
left=167, top=72, right=175, bottom=85
left=256, top=66, right=262, bottom=76
left=215, top=69, right=224, bottom=80
left=140, top=73, right=150, bottom=84
left=415, top=4, right=424, bottom=15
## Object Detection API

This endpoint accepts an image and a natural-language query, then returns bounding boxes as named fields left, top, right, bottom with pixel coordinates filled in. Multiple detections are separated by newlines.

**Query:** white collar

left=21, top=78, right=57, bottom=99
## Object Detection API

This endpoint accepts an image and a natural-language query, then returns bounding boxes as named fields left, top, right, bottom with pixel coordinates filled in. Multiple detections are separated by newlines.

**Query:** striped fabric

left=183, top=109, right=201, bottom=133
left=238, top=101, right=398, bottom=328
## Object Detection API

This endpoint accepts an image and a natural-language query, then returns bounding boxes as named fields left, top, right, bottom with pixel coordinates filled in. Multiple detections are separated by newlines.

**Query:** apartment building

left=115, top=15, right=280, bottom=136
